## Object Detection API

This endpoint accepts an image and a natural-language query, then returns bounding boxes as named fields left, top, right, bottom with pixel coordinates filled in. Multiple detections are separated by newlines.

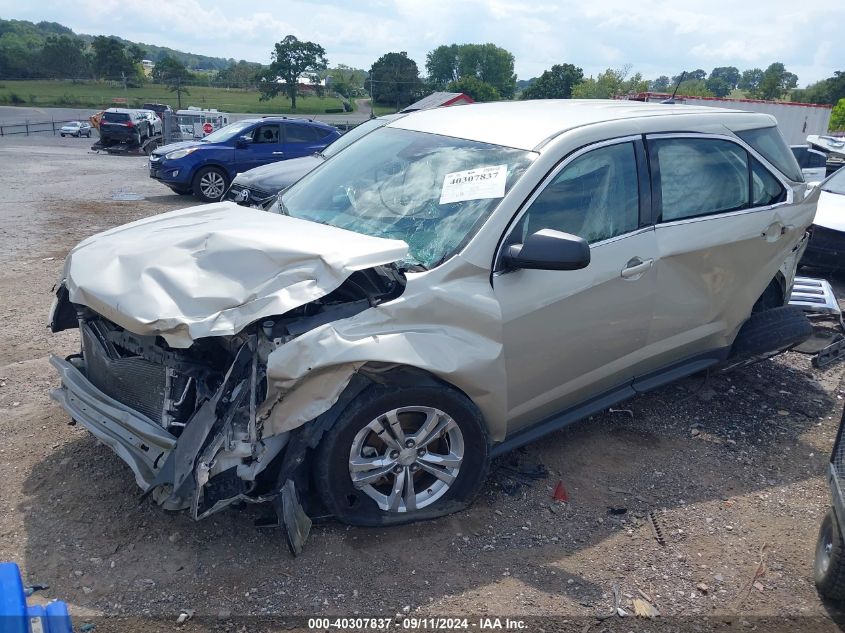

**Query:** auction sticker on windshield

left=439, top=165, right=507, bottom=205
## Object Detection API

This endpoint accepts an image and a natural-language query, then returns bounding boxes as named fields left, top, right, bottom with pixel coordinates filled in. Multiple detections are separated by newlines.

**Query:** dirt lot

left=2, top=135, right=845, bottom=632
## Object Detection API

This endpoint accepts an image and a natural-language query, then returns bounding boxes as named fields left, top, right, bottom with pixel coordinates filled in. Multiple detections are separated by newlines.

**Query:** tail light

left=125, top=120, right=134, bottom=128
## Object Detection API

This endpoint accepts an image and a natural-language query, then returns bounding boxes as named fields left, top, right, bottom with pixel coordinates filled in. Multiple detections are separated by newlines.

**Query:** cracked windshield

left=276, top=127, right=535, bottom=268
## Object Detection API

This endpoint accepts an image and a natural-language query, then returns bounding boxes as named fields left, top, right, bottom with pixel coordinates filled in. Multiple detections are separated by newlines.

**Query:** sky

left=1, top=0, right=842, bottom=86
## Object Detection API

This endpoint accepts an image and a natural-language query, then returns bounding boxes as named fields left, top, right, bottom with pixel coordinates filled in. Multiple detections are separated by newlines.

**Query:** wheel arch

left=751, top=271, right=787, bottom=313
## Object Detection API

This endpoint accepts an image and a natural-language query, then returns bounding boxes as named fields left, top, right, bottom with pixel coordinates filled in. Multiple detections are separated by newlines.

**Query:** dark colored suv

left=99, top=109, right=153, bottom=146
left=141, top=103, right=173, bottom=119
left=148, top=117, right=340, bottom=202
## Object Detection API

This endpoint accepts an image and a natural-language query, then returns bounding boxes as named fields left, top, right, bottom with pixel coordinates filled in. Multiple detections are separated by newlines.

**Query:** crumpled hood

left=233, top=155, right=324, bottom=191
left=815, top=189, right=845, bottom=232
left=63, top=202, right=408, bottom=347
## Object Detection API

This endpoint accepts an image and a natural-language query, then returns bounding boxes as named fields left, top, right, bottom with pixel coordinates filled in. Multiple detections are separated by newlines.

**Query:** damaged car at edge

left=49, top=100, right=818, bottom=553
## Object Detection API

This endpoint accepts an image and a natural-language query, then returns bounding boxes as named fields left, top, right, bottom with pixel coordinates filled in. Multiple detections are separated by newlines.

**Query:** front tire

left=192, top=167, right=229, bottom=202
left=314, top=383, right=490, bottom=526
left=816, top=509, right=845, bottom=601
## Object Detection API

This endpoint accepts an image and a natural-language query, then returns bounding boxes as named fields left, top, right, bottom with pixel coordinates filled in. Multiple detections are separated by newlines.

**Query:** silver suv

left=49, top=101, right=817, bottom=545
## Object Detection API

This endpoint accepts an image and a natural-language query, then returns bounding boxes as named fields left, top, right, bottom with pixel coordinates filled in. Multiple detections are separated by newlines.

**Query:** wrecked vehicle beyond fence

left=50, top=100, right=818, bottom=552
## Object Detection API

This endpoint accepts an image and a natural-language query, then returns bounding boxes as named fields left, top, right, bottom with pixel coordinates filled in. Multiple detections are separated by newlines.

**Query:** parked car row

left=148, top=116, right=340, bottom=201
left=52, top=101, right=818, bottom=549
left=225, top=114, right=403, bottom=208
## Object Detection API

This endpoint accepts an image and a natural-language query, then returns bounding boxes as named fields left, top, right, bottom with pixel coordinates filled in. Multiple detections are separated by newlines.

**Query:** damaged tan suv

left=49, top=100, right=817, bottom=551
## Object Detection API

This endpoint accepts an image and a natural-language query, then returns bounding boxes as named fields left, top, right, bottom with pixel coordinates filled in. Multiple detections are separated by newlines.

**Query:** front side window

left=200, top=120, right=254, bottom=143
left=511, top=142, right=640, bottom=244
left=277, top=127, right=535, bottom=269
left=651, top=138, right=749, bottom=221
left=252, top=124, right=280, bottom=144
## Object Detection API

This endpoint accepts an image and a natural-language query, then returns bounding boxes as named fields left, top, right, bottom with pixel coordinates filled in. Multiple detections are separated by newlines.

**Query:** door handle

left=761, top=221, right=791, bottom=242
left=621, top=257, right=654, bottom=279
left=272, top=152, right=284, bottom=155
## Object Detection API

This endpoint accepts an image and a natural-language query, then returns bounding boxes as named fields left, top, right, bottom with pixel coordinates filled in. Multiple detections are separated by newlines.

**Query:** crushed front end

left=48, top=261, right=406, bottom=553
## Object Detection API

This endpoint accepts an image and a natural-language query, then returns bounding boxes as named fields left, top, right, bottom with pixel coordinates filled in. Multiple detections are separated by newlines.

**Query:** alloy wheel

left=348, top=406, right=464, bottom=512
left=199, top=171, right=226, bottom=200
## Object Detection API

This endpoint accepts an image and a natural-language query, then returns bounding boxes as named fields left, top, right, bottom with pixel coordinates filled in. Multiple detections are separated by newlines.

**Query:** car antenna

left=662, top=71, right=686, bottom=104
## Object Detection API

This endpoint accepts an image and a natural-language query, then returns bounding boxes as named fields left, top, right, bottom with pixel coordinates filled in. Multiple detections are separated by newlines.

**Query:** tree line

left=1, top=17, right=843, bottom=119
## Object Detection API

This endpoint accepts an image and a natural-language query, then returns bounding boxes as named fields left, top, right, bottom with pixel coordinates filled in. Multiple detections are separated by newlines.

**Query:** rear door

left=282, top=123, right=328, bottom=159
left=493, top=137, right=658, bottom=430
left=642, top=133, right=792, bottom=369
left=236, top=123, right=284, bottom=171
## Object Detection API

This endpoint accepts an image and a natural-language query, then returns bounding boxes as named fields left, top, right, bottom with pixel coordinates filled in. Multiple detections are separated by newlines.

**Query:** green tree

left=447, top=76, right=500, bottom=102
left=38, top=35, right=88, bottom=78
left=0, top=32, right=39, bottom=78
left=672, top=69, right=706, bottom=84
left=90, top=35, right=139, bottom=81
left=792, top=71, right=845, bottom=105
left=425, top=43, right=516, bottom=99
left=709, top=66, right=740, bottom=89
left=572, top=67, right=647, bottom=99
left=650, top=75, right=671, bottom=92
left=830, top=98, right=845, bottom=131
left=216, top=60, right=263, bottom=89
left=325, top=64, right=367, bottom=98
left=425, top=44, right=460, bottom=87
left=757, top=62, right=798, bottom=100
left=152, top=55, right=192, bottom=108
left=675, top=79, right=713, bottom=97
left=704, top=66, right=740, bottom=97
left=368, top=51, right=422, bottom=109
left=257, top=35, right=327, bottom=110
left=738, top=68, right=764, bottom=95
left=520, top=63, right=583, bottom=100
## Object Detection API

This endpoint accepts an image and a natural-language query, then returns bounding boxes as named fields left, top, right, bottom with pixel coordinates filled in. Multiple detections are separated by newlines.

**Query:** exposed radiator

left=81, top=323, right=166, bottom=424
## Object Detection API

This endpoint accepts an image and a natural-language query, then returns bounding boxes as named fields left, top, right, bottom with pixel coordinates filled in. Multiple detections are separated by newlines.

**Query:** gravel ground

left=1, top=136, right=845, bottom=632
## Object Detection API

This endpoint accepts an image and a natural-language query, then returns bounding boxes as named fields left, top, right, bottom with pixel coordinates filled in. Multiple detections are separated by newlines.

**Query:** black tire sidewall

left=314, top=384, right=490, bottom=527
left=815, top=508, right=845, bottom=600
left=192, top=167, right=227, bottom=202
left=731, top=306, right=812, bottom=360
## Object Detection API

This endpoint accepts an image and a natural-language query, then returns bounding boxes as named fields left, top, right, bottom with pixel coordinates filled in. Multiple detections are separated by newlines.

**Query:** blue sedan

left=149, top=117, right=340, bottom=202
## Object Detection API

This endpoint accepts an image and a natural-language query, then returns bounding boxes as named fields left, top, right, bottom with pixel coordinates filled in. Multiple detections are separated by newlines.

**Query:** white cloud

left=1, top=0, right=842, bottom=83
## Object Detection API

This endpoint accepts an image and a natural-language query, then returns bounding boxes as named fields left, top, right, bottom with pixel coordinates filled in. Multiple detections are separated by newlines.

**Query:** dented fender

left=258, top=256, right=509, bottom=442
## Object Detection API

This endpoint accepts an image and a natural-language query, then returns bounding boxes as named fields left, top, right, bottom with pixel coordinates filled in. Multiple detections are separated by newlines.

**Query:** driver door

left=237, top=123, right=284, bottom=172
left=493, top=138, right=658, bottom=431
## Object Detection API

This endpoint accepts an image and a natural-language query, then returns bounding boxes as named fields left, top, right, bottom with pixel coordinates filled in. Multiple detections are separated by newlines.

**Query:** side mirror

left=503, top=229, right=590, bottom=271
left=234, top=136, right=251, bottom=149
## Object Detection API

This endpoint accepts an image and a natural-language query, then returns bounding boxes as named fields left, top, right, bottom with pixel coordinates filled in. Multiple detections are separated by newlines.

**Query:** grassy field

left=0, top=80, right=346, bottom=114
left=371, top=103, right=403, bottom=116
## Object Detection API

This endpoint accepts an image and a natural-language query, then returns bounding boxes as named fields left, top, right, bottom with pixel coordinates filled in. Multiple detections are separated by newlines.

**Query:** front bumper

left=149, top=160, right=190, bottom=186
left=49, top=354, right=176, bottom=490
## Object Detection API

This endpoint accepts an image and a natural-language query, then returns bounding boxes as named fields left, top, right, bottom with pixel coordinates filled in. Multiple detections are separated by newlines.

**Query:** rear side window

left=651, top=138, right=749, bottom=221
left=737, top=127, right=803, bottom=182
left=285, top=124, right=324, bottom=143
left=102, top=112, right=129, bottom=123
left=752, top=159, right=786, bottom=206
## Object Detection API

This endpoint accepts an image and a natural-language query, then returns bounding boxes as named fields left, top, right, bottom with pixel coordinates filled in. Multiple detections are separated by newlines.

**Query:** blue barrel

left=0, top=562, right=72, bottom=633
